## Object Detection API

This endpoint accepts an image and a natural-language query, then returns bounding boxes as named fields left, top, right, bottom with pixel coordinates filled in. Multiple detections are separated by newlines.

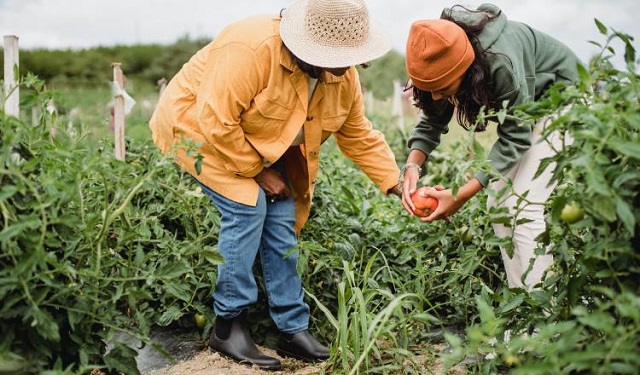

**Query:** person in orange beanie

left=399, top=4, right=581, bottom=290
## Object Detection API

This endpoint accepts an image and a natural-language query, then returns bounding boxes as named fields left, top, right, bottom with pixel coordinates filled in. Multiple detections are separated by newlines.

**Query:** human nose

left=431, top=92, right=444, bottom=101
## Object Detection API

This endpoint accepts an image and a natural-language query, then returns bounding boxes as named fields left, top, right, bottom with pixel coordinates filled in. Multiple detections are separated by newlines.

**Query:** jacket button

left=306, top=116, right=314, bottom=121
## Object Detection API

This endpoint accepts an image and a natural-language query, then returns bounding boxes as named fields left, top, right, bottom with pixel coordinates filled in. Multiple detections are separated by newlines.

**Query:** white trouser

left=487, top=117, right=570, bottom=290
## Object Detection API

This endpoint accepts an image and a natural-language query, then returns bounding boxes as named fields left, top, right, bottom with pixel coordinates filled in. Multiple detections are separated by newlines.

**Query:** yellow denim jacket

left=150, top=15, right=400, bottom=232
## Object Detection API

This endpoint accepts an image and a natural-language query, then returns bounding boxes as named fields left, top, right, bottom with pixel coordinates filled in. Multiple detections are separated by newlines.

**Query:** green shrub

left=1, top=20, right=638, bottom=375
left=0, top=81, right=220, bottom=374
left=442, top=21, right=640, bottom=374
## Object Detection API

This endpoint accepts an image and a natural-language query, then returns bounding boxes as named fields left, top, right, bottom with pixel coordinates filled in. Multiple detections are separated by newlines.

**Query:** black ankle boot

left=208, top=312, right=281, bottom=370
left=276, top=329, right=330, bottom=362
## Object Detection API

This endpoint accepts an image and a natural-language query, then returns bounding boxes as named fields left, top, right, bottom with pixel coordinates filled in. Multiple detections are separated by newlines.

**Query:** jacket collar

left=446, top=3, right=506, bottom=49
left=475, top=4, right=506, bottom=49
left=279, top=44, right=346, bottom=84
left=280, top=44, right=298, bottom=73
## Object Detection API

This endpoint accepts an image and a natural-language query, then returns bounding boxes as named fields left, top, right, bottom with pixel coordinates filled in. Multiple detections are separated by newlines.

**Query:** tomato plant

left=0, top=82, right=222, bottom=374
left=1, top=20, right=638, bottom=375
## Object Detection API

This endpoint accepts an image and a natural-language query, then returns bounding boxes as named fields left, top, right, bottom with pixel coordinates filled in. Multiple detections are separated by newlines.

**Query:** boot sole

left=209, top=343, right=282, bottom=370
left=276, top=347, right=328, bottom=363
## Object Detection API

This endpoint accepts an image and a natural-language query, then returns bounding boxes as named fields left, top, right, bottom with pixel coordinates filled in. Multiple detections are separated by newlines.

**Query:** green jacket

left=408, top=3, right=581, bottom=186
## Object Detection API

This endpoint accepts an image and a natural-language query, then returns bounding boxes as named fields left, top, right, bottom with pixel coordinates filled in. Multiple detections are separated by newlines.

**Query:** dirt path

left=144, top=345, right=455, bottom=375
left=145, top=346, right=324, bottom=375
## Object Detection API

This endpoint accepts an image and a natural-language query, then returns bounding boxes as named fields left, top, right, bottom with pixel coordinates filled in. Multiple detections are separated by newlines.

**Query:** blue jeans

left=197, top=173, right=309, bottom=333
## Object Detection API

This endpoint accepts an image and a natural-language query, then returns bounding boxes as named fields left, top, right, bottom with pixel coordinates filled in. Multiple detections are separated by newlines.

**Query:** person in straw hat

left=399, top=4, right=581, bottom=291
left=149, top=0, right=400, bottom=369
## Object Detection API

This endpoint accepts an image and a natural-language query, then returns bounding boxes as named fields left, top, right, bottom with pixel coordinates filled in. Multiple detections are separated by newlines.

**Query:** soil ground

left=145, top=346, right=325, bottom=375
left=145, top=344, right=452, bottom=375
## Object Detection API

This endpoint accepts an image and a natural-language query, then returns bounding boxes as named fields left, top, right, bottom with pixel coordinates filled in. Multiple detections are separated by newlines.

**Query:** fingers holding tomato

left=410, top=186, right=439, bottom=218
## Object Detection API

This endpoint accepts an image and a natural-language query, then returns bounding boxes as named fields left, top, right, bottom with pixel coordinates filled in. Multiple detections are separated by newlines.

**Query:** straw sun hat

left=280, top=0, right=391, bottom=68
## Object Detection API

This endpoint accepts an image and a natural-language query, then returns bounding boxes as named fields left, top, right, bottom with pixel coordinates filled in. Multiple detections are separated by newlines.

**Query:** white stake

left=3, top=35, right=20, bottom=118
left=112, top=63, right=126, bottom=161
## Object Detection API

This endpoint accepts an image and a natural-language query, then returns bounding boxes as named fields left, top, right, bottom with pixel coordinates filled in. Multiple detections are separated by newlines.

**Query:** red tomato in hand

left=410, top=187, right=439, bottom=217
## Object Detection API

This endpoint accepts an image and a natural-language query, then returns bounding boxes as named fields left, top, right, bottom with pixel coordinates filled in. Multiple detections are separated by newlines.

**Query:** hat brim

left=280, top=0, right=392, bottom=68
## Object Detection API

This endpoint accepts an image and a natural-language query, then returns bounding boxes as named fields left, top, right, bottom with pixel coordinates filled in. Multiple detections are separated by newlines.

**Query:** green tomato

left=194, top=313, right=207, bottom=329
left=457, top=226, right=473, bottom=243
left=504, top=354, right=520, bottom=366
left=560, top=202, right=585, bottom=224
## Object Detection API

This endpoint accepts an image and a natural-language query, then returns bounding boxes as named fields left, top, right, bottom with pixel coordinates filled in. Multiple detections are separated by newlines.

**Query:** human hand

left=400, top=166, right=422, bottom=215
left=254, top=168, right=291, bottom=201
left=418, top=186, right=465, bottom=222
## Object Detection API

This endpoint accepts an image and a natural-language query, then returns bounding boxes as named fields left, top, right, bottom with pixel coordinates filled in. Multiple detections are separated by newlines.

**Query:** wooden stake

left=112, top=63, right=125, bottom=161
left=157, top=77, right=167, bottom=97
left=391, top=79, right=405, bottom=129
left=3, top=35, right=19, bottom=118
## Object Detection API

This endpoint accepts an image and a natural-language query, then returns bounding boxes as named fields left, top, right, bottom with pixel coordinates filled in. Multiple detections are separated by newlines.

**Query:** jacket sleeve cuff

left=474, top=171, right=491, bottom=187
left=380, top=172, right=401, bottom=196
left=409, top=141, right=437, bottom=156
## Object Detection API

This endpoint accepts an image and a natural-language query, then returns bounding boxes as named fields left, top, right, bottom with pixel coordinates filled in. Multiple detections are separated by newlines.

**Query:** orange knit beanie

left=406, top=19, right=475, bottom=92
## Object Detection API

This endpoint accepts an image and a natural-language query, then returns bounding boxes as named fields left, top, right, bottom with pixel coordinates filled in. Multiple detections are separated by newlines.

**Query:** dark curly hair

left=411, top=5, right=505, bottom=132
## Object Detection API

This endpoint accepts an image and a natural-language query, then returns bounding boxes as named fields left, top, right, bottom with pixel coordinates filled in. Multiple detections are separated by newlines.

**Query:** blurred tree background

left=0, top=36, right=408, bottom=98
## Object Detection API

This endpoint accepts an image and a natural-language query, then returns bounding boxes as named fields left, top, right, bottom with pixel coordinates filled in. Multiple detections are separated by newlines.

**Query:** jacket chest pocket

left=320, top=112, right=347, bottom=142
left=241, top=93, right=293, bottom=134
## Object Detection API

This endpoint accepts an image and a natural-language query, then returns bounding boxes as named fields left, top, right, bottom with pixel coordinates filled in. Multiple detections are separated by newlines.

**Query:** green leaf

left=202, top=246, right=225, bottom=266
left=576, top=63, right=590, bottom=82
left=497, top=109, right=506, bottom=124
left=134, top=245, right=145, bottom=266
left=590, top=196, right=617, bottom=222
left=499, top=294, right=525, bottom=313
left=158, top=305, right=184, bottom=326
left=0, top=185, right=18, bottom=201
left=615, top=198, right=635, bottom=234
left=623, top=36, right=636, bottom=64
left=577, top=311, right=616, bottom=331
left=412, top=313, right=441, bottom=324
left=475, top=295, right=496, bottom=323
left=0, top=352, right=26, bottom=374
left=584, top=167, right=610, bottom=196
left=104, top=342, right=140, bottom=375
left=157, top=261, right=189, bottom=279
left=610, top=141, right=640, bottom=159
left=0, top=218, right=42, bottom=242
left=622, top=113, right=640, bottom=131
left=594, top=18, right=608, bottom=34
left=471, top=138, right=486, bottom=161
left=28, top=308, right=60, bottom=342
left=588, top=40, right=602, bottom=48
left=194, top=154, right=203, bottom=175
left=165, top=281, right=191, bottom=302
